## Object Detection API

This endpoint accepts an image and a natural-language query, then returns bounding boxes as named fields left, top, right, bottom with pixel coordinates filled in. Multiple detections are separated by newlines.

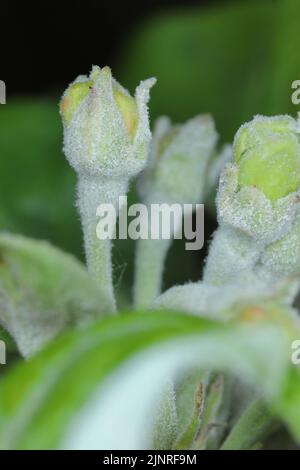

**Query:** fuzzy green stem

left=133, top=194, right=184, bottom=309
left=134, top=237, right=171, bottom=309
left=77, top=176, right=128, bottom=313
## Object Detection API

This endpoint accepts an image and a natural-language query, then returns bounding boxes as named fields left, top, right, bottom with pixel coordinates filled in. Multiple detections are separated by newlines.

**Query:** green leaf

left=173, top=369, right=207, bottom=449
left=0, top=232, right=112, bottom=357
left=221, top=398, right=278, bottom=450
left=193, top=373, right=226, bottom=449
left=0, top=99, right=81, bottom=256
left=0, top=100, right=140, bottom=304
left=0, top=304, right=299, bottom=449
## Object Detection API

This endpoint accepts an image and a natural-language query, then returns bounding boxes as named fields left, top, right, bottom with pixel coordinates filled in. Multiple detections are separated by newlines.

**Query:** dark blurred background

left=1, top=0, right=222, bottom=95
left=0, top=0, right=299, bottom=304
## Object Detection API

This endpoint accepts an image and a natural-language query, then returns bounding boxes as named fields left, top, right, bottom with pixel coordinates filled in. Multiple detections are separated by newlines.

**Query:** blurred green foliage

left=0, top=0, right=299, bottom=293
left=119, top=0, right=300, bottom=142
left=0, top=100, right=80, bottom=256
left=0, top=305, right=300, bottom=449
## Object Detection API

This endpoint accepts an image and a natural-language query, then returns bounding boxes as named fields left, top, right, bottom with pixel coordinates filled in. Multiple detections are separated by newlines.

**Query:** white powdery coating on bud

left=139, top=114, right=218, bottom=204
left=134, top=77, right=157, bottom=151
left=204, top=131, right=300, bottom=291
left=260, top=216, right=300, bottom=277
left=232, top=114, right=299, bottom=152
left=217, top=163, right=300, bottom=245
left=154, top=273, right=297, bottom=319
left=204, top=226, right=262, bottom=285
left=63, top=66, right=156, bottom=179
left=61, top=67, right=155, bottom=312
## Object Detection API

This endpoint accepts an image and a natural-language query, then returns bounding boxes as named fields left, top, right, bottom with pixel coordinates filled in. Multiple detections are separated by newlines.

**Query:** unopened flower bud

left=215, top=115, right=300, bottom=245
left=60, top=66, right=156, bottom=312
left=60, top=65, right=156, bottom=179
left=234, top=115, right=300, bottom=201
left=139, top=114, right=218, bottom=204
left=205, top=114, right=300, bottom=286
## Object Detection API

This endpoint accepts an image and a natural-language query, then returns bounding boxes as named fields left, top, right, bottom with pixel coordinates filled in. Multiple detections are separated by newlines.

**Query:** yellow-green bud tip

left=113, top=89, right=138, bottom=140
left=60, top=65, right=139, bottom=140
left=60, top=80, right=92, bottom=124
left=234, top=115, right=300, bottom=201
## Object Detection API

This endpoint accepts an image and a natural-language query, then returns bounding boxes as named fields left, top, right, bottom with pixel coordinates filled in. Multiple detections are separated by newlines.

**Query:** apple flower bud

left=216, top=115, right=300, bottom=244
left=234, top=115, right=300, bottom=201
left=60, top=65, right=156, bottom=179
left=138, top=114, right=218, bottom=204
left=60, top=66, right=156, bottom=312
left=204, top=114, right=300, bottom=286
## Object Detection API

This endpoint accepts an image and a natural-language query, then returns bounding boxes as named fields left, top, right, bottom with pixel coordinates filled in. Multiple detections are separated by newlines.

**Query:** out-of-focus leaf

left=0, top=100, right=140, bottom=300
left=0, top=99, right=81, bottom=255
left=221, top=398, right=278, bottom=450
left=0, top=305, right=299, bottom=449
left=151, top=381, right=177, bottom=450
left=0, top=232, right=112, bottom=357
left=173, top=369, right=207, bottom=449
left=119, top=0, right=300, bottom=142
left=193, top=373, right=225, bottom=449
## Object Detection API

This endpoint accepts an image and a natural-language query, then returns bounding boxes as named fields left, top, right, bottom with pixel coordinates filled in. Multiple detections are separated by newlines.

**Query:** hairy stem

left=133, top=194, right=184, bottom=309
left=77, top=176, right=128, bottom=313
left=134, top=237, right=171, bottom=309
